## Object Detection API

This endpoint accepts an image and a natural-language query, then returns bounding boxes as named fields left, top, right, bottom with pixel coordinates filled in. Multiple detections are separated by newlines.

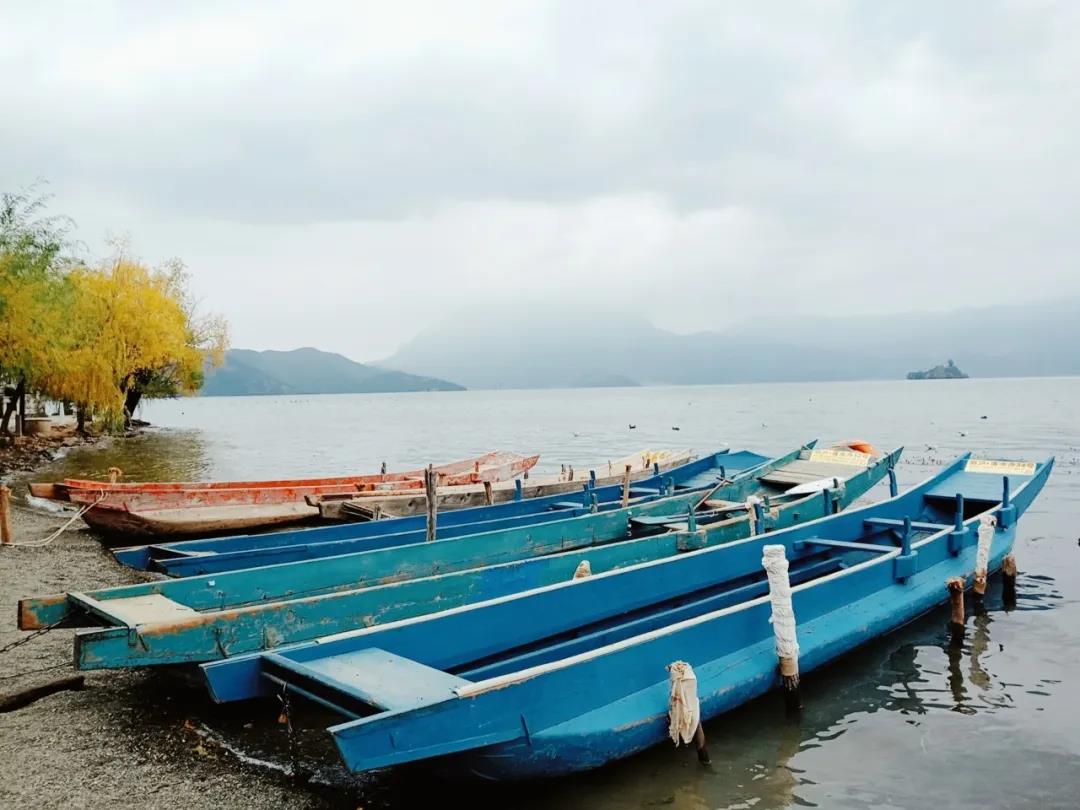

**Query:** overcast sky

left=2, top=1, right=1078, bottom=360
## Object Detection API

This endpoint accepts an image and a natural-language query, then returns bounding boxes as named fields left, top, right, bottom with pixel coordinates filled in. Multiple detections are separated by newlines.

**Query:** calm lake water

left=27, top=378, right=1080, bottom=809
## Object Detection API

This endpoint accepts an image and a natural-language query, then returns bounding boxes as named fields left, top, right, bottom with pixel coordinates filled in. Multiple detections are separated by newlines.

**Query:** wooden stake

left=0, top=675, right=85, bottom=713
left=0, top=485, right=12, bottom=544
left=779, top=656, right=801, bottom=714
left=424, top=464, right=437, bottom=542
left=483, top=480, right=493, bottom=506
left=621, top=464, right=632, bottom=508
left=1001, top=553, right=1018, bottom=607
left=947, top=576, right=965, bottom=643
left=694, top=722, right=710, bottom=765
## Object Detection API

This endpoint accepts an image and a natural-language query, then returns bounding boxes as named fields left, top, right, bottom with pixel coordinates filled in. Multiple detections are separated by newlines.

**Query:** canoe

left=200, top=454, right=1052, bottom=780
left=112, top=448, right=754, bottom=575
left=317, top=449, right=694, bottom=520
left=65, top=452, right=538, bottom=510
left=28, top=451, right=524, bottom=502
left=57, top=452, right=540, bottom=538
left=17, top=444, right=899, bottom=671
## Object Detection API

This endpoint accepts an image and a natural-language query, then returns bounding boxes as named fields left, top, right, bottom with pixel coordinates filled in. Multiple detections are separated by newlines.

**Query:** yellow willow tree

left=0, top=188, right=72, bottom=433
left=42, top=258, right=227, bottom=431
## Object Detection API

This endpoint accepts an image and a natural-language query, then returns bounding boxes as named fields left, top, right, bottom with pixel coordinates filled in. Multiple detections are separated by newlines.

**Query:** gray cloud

left=2, top=1, right=1078, bottom=358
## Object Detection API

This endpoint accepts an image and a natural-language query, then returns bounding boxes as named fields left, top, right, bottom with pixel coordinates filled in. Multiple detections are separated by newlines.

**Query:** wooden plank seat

left=73, top=593, right=197, bottom=626
left=796, top=537, right=897, bottom=554
left=758, top=460, right=862, bottom=487
left=629, top=513, right=699, bottom=528
left=261, top=648, right=469, bottom=715
left=863, top=518, right=952, bottom=532
left=699, top=499, right=745, bottom=511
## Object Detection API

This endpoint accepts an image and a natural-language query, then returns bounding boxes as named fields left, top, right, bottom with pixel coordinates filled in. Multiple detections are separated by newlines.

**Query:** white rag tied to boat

left=667, top=660, right=700, bottom=746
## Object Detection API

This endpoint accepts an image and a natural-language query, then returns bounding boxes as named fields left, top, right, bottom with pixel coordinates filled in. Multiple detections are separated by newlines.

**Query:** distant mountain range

left=201, top=348, right=464, bottom=396
left=380, top=299, right=1080, bottom=389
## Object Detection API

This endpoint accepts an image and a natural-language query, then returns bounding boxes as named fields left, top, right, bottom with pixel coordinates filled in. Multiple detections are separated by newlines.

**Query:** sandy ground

left=0, top=503, right=391, bottom=810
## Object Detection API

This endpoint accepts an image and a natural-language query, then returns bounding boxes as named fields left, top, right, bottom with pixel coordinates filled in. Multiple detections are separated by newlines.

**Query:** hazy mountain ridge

left=381, top=299, right=1080, bottom=389
left=202, top=348, right=464, bottom=395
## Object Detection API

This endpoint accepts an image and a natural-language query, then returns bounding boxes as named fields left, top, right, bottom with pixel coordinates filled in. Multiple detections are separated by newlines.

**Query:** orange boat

left=30, top=452, right=540, bottom=538
left=29, top=451, right=523, bottom=502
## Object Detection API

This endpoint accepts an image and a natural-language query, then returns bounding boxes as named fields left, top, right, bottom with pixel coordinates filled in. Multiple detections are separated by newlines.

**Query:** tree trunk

left=76, top=404, right=88, bottom=436
left=122, top=369, right=153, bottom=428
left=123, top=387, right=143, bottom=425
left=0, top=379, right=25, bottom=436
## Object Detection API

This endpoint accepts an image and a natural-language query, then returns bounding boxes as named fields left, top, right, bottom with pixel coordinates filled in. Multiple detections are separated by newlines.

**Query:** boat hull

left=80, top=502, right=322, bottom=538
left=446, top=533, right=1017, bottom=780
left=66, top=453, right=539, bottom=538
left=323, top=451, right=694, bottom=520
left=307, top=455, right=1048, bottom=781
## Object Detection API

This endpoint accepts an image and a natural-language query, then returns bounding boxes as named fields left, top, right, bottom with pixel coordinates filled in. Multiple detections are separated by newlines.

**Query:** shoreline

left=0, top=420, right=371, bottom=808
left=0, top=421, right=112, bottom=488
left=0, top=427, right=377, bottom=808
left=0, top=501, right=355, bottom=808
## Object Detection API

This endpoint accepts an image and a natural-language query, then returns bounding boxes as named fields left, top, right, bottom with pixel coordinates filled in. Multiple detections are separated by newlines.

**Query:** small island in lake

left=907, top=359, right=969, bottom=380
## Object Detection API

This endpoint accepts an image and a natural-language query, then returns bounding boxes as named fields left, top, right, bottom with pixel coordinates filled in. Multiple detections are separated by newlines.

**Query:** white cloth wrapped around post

left=762, top=544, right=802, bottom=711
left=975, top=514, right=996, bottom=576
left=761, top=544, right=800, bottom=662
left=573, top=560, right=592, bottom=579
left=666, top=661, right=701, bottom=746
left=973, top=513, right=997, bottom=597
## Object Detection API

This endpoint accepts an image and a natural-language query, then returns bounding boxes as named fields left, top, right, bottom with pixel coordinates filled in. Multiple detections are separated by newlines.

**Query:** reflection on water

left=10, top=429, right=214, bottom=502
left=12, top=377, right=1080, bottom=808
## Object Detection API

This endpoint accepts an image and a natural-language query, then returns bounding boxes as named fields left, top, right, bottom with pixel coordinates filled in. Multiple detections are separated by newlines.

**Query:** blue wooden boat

left=18, top=445, right=898, bottom=671
left=201, top=453, right=1051, bottom=781
left=112, top=449, right=767, bottom=576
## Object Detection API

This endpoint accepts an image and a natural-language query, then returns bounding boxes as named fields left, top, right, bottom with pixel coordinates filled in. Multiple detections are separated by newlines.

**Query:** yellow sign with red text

left=964, top=459, right=1036, bottom=476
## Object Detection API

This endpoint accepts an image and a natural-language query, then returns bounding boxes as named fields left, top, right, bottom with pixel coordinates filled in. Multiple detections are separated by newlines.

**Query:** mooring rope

left=8, top=490, right=106, bottom=548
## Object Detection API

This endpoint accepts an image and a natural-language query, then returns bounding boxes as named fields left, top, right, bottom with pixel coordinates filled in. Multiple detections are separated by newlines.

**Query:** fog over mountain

left=203, top=348, right=463, bottom=395
left=382, top=299, right=1080, bottom=390
left=3, top=3, right=1080, bottom=360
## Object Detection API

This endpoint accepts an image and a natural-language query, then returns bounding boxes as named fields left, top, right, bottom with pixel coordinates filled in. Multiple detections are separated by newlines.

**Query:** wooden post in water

left=0, top=485, right=12, bottom=545
left=1001, top=554, right=1018, bottom=607
left=424, top=464, right=437, bottom=542
left=380, top=461, right=387, bottom=476
left=621, top=464, right=632, bottom=509
left=947, top=576, right=965, bottom=643
left=483, top=480, right=494, bottom=506
left=762, top=544, right=801, bottom=713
